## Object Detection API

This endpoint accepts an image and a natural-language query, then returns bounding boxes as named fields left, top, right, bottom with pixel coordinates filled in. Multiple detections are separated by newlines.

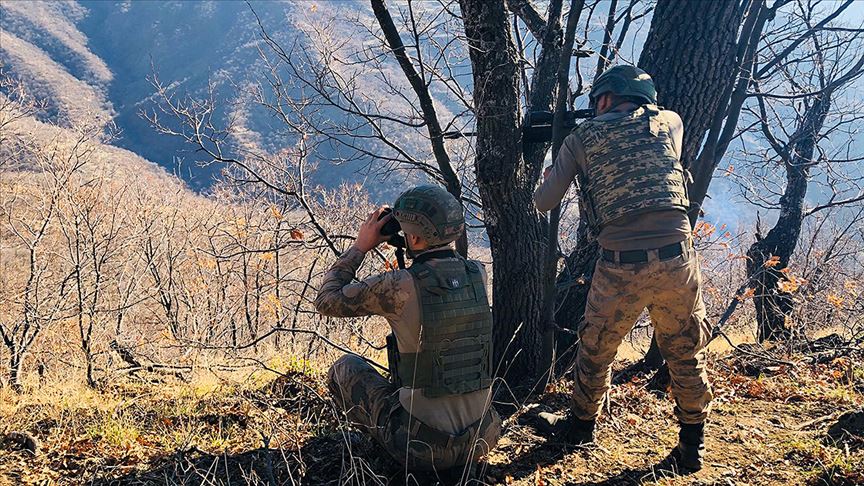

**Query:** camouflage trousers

left=573, top=243, right=713, bottom=424
left=327, top=355, right=501, bottom=472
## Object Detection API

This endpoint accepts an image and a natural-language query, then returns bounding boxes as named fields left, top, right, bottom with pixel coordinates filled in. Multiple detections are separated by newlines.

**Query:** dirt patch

left=481, top=359, right=862, bottom=486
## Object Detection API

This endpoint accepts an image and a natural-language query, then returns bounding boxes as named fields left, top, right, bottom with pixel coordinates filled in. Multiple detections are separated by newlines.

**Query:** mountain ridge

left=2, top=0, right=379, bottom=192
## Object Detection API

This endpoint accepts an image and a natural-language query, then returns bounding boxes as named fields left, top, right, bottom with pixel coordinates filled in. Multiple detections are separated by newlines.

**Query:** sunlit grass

left=85, top=413, right=140, bottom=450
left=782, top=436, right=863, bottom=485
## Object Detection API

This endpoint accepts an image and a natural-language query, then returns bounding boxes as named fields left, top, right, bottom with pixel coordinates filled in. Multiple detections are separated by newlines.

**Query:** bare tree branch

left=506, top=0, right=547, bottom=40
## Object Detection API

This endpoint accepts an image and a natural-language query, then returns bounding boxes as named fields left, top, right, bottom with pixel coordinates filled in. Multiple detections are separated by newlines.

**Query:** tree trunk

left=638, top=0, right=741, bottom=178
left=85, top=354, right=97, bottom=388
left=746, top=94, right=830, bottom=342
left=521, top=1, right=562, bottom=174
left=9, top=353, right=23, bottom=393
left=83, top=337, right=97, bottom=388
left=459, top=0, right=546, bottom=383
left=540, top=0, right=586, bottom=385
left=640, top=0, right=742, bottom=368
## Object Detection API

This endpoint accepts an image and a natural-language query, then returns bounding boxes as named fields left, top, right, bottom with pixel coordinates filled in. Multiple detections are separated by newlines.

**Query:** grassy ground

left=486, top=353, right=863, bottom=486
left=1, top=350, right=861, bottom=485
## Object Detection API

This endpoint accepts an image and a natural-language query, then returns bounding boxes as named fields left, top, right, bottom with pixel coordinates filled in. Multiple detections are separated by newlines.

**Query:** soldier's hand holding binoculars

left=353, top=207, right=393, bottom=253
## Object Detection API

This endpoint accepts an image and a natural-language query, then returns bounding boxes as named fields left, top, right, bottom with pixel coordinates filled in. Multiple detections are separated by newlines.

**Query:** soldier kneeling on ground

left=315, top=185, right=501, bottom=481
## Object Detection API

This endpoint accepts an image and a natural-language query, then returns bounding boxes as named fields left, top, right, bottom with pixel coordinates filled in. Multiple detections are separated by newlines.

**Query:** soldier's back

left=583, top=108, right=690, bottom=251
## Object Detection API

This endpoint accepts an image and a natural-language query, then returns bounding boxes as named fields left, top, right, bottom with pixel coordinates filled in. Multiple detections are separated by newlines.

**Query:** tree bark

left=688, top=0, right=773, bottom=227
left=459, top=0, right=546, bottom=383
left=9, top=353, right=23, bottom=393
left=638, top=0, right=741, bottom=178
left=85, top=354, right=97, bottom=389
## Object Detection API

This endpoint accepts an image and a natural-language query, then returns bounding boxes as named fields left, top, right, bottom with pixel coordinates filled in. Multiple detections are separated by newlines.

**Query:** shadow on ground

left=483, top=420, right=690, bottom=486
left=89, top=433, right=483, bottom=486
left=90, top=446, right=288, bottom=485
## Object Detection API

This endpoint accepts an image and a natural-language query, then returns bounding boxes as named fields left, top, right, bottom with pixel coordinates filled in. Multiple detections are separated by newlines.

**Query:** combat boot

left=536, top=412, right=595, bottom=445
left=676, top=422, right=705, bottom=471
left=563, top=416, right=596, bottom=445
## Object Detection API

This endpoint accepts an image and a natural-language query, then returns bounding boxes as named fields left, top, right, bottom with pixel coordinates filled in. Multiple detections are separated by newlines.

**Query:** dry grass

left=0, top=359, right=335, bottom=485
left=1, top=347, right=861, bottom=485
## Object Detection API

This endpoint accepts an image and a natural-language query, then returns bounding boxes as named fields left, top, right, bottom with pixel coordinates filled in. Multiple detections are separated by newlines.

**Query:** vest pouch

left=434, top=336, right=490, bottom=396
left=386, top=333, right=401, bottom=387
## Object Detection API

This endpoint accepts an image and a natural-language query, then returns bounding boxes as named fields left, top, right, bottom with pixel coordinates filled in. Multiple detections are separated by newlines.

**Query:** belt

left=387, top=403, right=496, bottom=449
left=602, top=240, right=687, bottom=264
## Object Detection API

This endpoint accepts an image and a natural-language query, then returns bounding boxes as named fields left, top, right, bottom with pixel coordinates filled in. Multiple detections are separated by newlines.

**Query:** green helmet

left=589, top=65, right=657, bottom=105
left=392, top=185, right=464, bottom=247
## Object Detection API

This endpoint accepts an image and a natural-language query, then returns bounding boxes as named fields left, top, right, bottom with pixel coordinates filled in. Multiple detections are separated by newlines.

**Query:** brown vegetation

left=1, top=1, right=863, bottom=484
left=0, top=344, right=861, bottom=485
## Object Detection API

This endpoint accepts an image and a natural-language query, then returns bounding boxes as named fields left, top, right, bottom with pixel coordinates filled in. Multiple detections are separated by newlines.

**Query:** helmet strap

left=395, top=246, right=406, bottom=269
left=385, top=233, right=408, bottom=269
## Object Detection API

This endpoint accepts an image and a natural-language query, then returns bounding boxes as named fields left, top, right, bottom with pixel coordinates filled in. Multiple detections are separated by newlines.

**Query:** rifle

left=523, top=109, right=595, bottom=143
left=442, top=108, right=595, bottom=143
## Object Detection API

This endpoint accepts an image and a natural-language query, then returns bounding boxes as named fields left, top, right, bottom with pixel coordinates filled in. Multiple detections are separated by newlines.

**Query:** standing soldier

left=534, top=65, right=712, bottom=471
left=315, top=185, right=501, bottom=479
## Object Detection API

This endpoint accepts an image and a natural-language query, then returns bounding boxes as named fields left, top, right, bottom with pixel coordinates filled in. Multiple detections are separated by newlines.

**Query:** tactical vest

left=574, top=105, right=689, bottom=231
left=387, top=254, right=493, bottom=398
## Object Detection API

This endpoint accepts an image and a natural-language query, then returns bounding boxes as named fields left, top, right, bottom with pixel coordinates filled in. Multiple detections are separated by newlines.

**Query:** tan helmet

left=392, top=185, right=464, bottom=247
left=590, top=65, right=657, bottom=105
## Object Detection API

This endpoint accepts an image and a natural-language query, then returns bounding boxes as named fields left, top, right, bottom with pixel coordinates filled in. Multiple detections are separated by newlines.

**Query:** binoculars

left=378, top=208, right=405, bottom=248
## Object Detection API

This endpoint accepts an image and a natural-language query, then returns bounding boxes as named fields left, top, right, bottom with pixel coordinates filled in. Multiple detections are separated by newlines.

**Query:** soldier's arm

left=533, top=132, right=583, bottom=212
left=666, top=111, right=684, bottom=159
left=478, top=262, right=492, bottom=304
left=314, top=246, right=408, bottom=318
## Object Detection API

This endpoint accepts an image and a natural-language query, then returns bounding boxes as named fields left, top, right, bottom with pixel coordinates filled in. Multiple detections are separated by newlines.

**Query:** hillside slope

left=0, top=349, right=861, bottom=485
left=2, top=0, right=379, bottom=190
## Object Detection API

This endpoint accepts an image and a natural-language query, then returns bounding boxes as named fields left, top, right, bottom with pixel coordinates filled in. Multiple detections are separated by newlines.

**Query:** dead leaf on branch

left=826, top=293, right=844, bottom=308
left=269, top=206, right=283, bottom=220
left=778, top=275, right=807, bottom=293
left=738, top=287, right=756, bottom=301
